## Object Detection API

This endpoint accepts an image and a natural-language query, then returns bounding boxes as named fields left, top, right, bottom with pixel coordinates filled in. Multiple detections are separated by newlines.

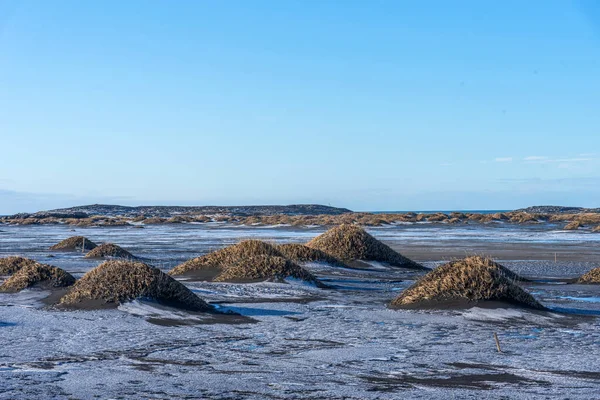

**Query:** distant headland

left=8, top=204, right=353, bottom=219
left=1, top=204, right=599, bottom=230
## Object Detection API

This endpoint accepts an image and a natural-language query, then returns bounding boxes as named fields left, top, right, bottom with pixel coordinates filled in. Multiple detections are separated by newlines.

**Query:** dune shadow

left=548, top=306, right=600, bottom=316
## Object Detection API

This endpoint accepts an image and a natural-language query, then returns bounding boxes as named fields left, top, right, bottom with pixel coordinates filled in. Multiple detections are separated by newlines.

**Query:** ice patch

left=283, top=276, right=319, bottom=288
left=117, top=299, right=214, bottom=323
left=0, top=289, right=51, bottom=308
left=461, top=307, right=535, bottom=322
left=361, top=260, right=391, bottom=270
left=559, top=296, right=600, bottom=303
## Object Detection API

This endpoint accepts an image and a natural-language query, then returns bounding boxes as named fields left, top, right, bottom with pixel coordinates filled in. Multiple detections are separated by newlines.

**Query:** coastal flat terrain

left=1, top=223, right=600, bottom=399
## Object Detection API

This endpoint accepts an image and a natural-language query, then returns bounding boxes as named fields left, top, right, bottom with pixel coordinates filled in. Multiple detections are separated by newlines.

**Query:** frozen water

left=559, top=296, right=600, bottom=303
left=1, top=224, right=600, bottom=399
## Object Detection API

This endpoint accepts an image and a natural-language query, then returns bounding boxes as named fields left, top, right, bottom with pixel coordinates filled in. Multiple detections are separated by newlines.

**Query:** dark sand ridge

left=0, top=256, right=38, bottom=275
left=212, top=254, right=328, bottom=288
left=274, top=243, right=349, bottom=268
left=50, top=236, right=97, bottom=251
left=168, top=240, right=284, bottom=279
left=390, top=256, right=545, bottom=310
left=577, top=267, right=600, bottom=284
left=0, top=263, right=75, bottom=292
left=84, top=243, right=137, bottom=259
left=306, top=224, right=425, bottom=269
left=390, top=241, right=600, bottom=263
left=59, top=260, right=214, bottom=311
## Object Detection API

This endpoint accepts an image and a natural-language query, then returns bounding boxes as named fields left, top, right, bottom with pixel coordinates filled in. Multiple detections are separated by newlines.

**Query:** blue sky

left=1, top=0, right=600, bottom=214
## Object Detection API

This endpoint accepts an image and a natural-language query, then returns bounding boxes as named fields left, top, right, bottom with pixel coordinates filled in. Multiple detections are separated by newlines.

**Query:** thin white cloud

left=524, top=156, right=547, bottom=161
left=522, top=156, right=596, bottom=165
left=494, top=157, right=513, bottom=163
left=554, top=158, right=593, bottom=163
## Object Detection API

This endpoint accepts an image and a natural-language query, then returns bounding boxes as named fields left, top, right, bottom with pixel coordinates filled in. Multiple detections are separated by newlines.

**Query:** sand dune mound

left=169, top=240, right=283, bottom=277
left=59, top=260, right=213, bottom=311
left=564, top=221, right=582, bottom=230
left=213, top=255, right=326, bottom=287
left=275, top=243, right=348, bottom=267
left=142, top=217, right=167, bottom=224
left=0, top=263, right=75, bottom=292
left=0, top=256, right=38, bottom=275
left=577, top=267, right=600, bottom=284
left=453, top=255, right=529, bottom=282
left=84, top=243, right=137, bottom=259
left=306, top=224, right=424, bottom=269
left=50, top=236, right=97, bottom=251
left=390, top=256, right=543, bottom=309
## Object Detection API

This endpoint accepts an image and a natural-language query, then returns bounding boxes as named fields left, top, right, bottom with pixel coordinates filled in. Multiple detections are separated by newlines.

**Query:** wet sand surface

left=1, top=223, right=600, bottom=399
left=399, top=241, right=600, bottom=263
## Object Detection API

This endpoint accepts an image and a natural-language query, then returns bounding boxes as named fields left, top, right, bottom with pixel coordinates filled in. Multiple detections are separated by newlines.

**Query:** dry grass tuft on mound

left=50, top=236, right=97, bottom=251
left=577, top=267, right=600, bottom=284
left=306, top=224, right=424, bottom=269
left=59, top=260, right=213, bottom=311
left=142, top=217, right=167, bottom=224
left=0, top=256, right=38, bottom=275
left=509, top=213, right=539, bottom=224
left=0, top=263, right=75, bottom=292
left=390, top=256, right=543, bottom=309
left=212, top=255, right=326, bottom=287
left=274, top=243, right=348, bottom=267
left=169, top=239, right=283, bottom=276
left=450, top=255, right=529, bottom=282
left=84, top=243, right=137, bottom=259
left=564, top=221, right=582, bottom=230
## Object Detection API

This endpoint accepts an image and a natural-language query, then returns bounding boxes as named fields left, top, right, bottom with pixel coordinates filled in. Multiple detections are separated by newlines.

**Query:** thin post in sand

left=494, top=332, right=502, bottom=353
left=82, top=237, right=85, bottom=253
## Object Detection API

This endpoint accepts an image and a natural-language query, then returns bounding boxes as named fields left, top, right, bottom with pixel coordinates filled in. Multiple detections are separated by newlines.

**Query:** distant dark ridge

left=516, top=206, right=600, bottom=214
left=23, top=204, right=352, bottom=218
left=10, top=212, right=89, bottom=220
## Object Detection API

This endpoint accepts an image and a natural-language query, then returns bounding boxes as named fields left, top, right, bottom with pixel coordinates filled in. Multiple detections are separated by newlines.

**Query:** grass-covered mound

left=49, top=236, right=97, bottom=251
left=169, top=239, right=283, bottom=277
left=142, top=217, right=167, bottom=224
left=212, top=255, right=327, bottom=287
left=306, top=224, right=424, bottom=269
left=564, top=221, right=582, bottom=230
left=577, top=267, right=600, bottom=284
left=390, top=256, right=544, bottom=309
left=0, top=256, right=38, bottom=275
left=275, top=243, right=348, bottom=267
left=59, top=260, right=213, bottom=311
left=0, top=263, right=75, bottom=292
left=84, top=243, right=137, bottom=259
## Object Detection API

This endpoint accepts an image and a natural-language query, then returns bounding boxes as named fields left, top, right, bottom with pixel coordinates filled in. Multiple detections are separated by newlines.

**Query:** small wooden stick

left=494, top=332, right=502, bottom=353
